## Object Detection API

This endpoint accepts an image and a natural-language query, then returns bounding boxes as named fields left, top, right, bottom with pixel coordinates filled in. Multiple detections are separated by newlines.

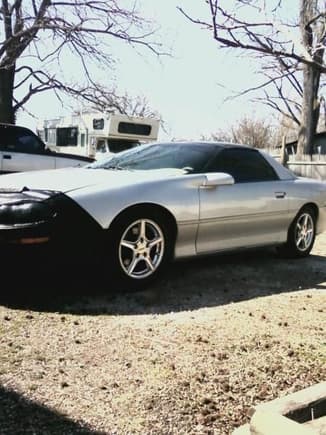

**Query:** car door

left=196, top=148, right=290, bottom=254
left=1, top=126, right=56, bottom=173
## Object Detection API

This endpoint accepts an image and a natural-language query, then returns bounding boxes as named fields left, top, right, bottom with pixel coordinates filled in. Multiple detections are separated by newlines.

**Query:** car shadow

left=0, top=385, right=105, bottom=434
left=1, top=247, right=325, bottom=315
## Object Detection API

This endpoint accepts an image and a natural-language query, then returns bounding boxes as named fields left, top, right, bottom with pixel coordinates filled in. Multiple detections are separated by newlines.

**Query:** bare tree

left=203, top=116, right=278, bottom=149
left=87, top=89, right=161, bottom=119
left=297, top=0, right=325, bottom=155
left=0, top=1, right=162, bottom=124
left=179, top=0, right=326, bottom=155
left=72, top=89, right=164, bottom=132
left=202, top=128, right=233, bottom=143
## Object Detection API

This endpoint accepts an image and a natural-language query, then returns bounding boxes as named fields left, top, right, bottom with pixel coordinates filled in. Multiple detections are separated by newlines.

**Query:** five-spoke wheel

left=294, top=212, right=314, bottom=252
left=119, top=218, right=165, bottom=279
left=109, top=209, right=173, bottom=289
left=278, top=206, right=316, bottom=258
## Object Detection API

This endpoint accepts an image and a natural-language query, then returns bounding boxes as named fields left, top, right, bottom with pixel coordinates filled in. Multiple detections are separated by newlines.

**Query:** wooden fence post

left=280, top=135, right=288, bottom=167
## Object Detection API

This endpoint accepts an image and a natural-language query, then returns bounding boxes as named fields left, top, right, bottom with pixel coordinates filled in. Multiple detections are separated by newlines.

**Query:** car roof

left=0, top=123, right=34, bottom=132
left=158, top=141, right=296, bottom=179
left=154, top=141, right=253, bottom=150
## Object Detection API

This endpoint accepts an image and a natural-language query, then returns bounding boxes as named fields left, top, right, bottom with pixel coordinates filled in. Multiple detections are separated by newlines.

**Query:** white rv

left=37, top=112, right=160, bottom=159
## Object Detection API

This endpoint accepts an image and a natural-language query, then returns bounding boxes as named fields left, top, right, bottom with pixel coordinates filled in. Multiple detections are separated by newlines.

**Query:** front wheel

left=277, top=206, right=316, bottom=258
left=109, top=210, right=173, bottom=290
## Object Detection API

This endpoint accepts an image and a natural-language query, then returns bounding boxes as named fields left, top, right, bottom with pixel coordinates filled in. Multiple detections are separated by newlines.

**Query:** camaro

left=0, top=141, right=325, bottom=289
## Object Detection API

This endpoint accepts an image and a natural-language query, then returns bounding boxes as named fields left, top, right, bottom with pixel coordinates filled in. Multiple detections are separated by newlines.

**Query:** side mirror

left=202, top=172, right=234, bottom=187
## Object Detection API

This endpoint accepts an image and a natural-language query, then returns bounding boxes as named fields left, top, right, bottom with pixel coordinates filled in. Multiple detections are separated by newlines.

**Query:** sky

left=17, top=0, right=279, bottom=141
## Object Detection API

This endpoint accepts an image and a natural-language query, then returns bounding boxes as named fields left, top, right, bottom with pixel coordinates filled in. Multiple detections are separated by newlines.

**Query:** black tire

left=108, top=209, right=174, bottom=290
left=277, top=206, right=316, bottom=258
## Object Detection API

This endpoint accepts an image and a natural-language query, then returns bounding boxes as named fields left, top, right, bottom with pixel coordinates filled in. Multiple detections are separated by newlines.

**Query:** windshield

left=87, top=142, right=220, bottom=173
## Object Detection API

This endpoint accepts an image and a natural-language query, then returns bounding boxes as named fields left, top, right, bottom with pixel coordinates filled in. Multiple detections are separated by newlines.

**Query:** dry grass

left=0, top=234, right=325, bottom=434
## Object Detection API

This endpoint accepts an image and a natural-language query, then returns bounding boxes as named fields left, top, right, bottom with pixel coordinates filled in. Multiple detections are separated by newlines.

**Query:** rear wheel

left=277, top=206, right=316, bottom=258
left=109, top=210, right=173, bottom=290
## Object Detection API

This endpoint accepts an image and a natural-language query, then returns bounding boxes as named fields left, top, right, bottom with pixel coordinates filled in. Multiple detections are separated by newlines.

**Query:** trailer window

left=56, top=127, right=78, bottom=146
left=46, top=128, right=56, bottom=146
left=93, top=118, right=104, bottom=130
left=118, top=122, right=152, bottom=136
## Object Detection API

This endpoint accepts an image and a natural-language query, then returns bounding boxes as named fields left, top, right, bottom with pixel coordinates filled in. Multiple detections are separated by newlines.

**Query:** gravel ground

left=0, top=234, right=325, bottom=434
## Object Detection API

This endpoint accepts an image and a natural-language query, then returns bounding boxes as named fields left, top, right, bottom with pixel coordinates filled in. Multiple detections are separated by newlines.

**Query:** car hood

left=0, top=167, right=186, bottom=193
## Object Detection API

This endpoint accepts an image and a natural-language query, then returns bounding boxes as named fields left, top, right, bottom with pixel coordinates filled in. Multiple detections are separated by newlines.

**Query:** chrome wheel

left=295, top=212, right=314, bottom=252
left=119, top=218, right=165, bottom=279
left=276, top=206, right=316, bottom=258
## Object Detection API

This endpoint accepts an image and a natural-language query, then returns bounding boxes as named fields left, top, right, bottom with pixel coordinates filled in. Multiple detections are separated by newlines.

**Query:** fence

left=287, top=155, right=326, bottom=180
left=263, top=149, right=326, bottom=180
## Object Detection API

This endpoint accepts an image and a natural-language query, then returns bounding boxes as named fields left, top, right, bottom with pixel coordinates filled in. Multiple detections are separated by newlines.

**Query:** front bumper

left=0, top=222, right=56, bottom=264
left=0, top=191, right=104, bottom=265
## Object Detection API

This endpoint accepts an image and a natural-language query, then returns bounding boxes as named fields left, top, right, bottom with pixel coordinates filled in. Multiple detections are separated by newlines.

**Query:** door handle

left=275, top=191, right=286, bottom=199
left=3, top=155, right=12, bottom=159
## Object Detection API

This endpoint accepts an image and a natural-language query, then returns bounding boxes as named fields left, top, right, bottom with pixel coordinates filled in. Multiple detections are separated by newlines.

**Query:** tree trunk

left=296, top=64, right=321, bottom=156
left=0, top=66, right=16, bottom=124
left=296, top=0, right=322, bottom=156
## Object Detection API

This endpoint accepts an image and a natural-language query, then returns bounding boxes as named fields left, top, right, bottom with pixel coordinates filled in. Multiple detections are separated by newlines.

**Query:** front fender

left=67, top=174, right=205, bottom=258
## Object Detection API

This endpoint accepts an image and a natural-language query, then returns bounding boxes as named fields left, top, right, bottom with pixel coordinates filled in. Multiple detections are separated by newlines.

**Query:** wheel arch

left=277, top=201, right=319, bottom=258
left=108, top=202, right=178, bottom=245
left=298, top=202, right=319, bottom=220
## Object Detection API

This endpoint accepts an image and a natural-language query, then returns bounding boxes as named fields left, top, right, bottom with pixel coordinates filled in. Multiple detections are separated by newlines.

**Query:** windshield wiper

left=104, top=164, right=129, bottom=171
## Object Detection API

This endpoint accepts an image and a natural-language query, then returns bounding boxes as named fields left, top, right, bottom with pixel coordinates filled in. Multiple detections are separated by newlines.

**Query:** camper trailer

left=37, top=112, right=160, bottom=159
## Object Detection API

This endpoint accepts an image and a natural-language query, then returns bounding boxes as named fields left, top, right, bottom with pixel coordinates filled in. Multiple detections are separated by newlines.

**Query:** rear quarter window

left=208, top=148, right=279, bottom=182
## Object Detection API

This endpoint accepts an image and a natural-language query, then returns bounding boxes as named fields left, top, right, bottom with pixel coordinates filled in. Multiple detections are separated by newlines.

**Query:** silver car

left=0, top=141, right=325, bottom=289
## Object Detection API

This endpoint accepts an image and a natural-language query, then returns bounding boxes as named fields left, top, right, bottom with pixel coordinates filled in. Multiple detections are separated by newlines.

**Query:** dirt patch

left=0, top=234, right=325, bottom=434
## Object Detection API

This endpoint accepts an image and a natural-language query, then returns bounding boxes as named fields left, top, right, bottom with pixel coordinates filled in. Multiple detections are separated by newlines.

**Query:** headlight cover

left=0, top=189, right=59, bottom=227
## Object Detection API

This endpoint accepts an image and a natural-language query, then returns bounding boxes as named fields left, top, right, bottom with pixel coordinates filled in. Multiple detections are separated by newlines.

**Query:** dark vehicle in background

left=0, top=124, right=94, bottom=174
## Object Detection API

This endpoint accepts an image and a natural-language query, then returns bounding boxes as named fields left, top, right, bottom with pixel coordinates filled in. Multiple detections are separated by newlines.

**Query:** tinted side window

left=0, top=127, right=10, bottom=151
left=15, top=129, right=45, bottom=153
left=0, top=127, right=44, bottom=153
left=209, top=148, right=278, bottom=182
